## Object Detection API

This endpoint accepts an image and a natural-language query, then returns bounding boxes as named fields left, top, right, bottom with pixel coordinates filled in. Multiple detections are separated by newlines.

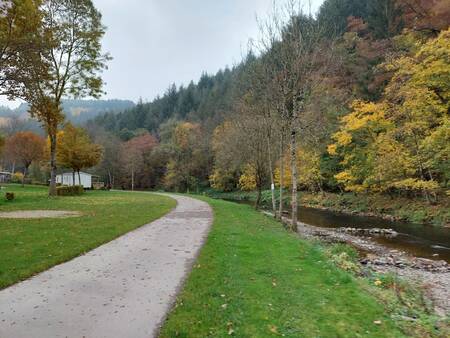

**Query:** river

left=226, top=199, right=450, bottom=262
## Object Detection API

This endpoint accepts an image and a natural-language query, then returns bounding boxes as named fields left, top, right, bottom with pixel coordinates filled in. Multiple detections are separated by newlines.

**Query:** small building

left=0, top=171, right=12, bottom=183
left=56, top=172, right=93, bottom=189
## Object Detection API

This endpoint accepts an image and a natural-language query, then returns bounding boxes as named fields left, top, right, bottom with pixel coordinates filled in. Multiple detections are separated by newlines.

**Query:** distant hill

left=0, top=99, right=135, bottom=124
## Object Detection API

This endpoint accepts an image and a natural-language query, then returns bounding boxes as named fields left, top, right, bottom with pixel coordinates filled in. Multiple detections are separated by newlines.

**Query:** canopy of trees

left=56, top=123, right=103, bottom=184
left=88, top=1, right=449, bottom=207
left=0, top=0, right=109, bottom=195
left=4, top=131, right=45, bottom=185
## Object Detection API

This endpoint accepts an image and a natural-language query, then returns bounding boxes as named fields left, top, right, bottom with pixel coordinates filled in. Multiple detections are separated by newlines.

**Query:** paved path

left=0, top=194, right=212, bottom=338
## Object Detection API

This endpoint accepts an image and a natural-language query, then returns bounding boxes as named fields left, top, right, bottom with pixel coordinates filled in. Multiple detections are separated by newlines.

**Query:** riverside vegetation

left=160, top=198, right=448, bottom=337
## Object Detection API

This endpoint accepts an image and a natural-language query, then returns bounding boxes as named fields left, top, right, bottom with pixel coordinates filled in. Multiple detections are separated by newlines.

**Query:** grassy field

left=0, top=184, right=176, bottom=289
left=160, top=197, right=444, bottom=338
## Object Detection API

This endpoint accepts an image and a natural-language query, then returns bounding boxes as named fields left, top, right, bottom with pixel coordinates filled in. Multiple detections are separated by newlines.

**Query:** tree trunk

left=267, top=136, right=276, bottom=214
left=73, top=170, right=76, bottom=186
left=77, top=170, right=81, bottom=187
left=255, top=182, right=262, bottom=209
left=131, top=165, right=134, bottom=191
left=22, top=166, right=27, bottom=187
left=278, top=133, right=284, bottom=220
left=49, top=132, right=57, bottom=196
left=290, top=124, right=298, bottom=232
left=11, top=161, right=15, bottom=175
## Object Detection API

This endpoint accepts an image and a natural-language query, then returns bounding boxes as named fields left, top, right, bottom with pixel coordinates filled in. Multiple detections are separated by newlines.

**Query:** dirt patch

left=0, top=210, right=82, bottom=219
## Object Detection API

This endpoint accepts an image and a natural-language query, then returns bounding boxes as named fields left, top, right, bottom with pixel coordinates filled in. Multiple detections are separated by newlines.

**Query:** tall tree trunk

left=49, top=132, right=57, bottom=196
left=108, top=170, right=112, bottom=188
left=11, top=161, right=15, bottom=175
left=278, top=133, right=284, bottom=220
left=73, top=170, right=76, bottom=186
left=131, top=165, right=134, bottom=191
left=77, top=170, right=81, bottom=187
left=290, top=123, right=298, bottom=232
left=267, top=136, right=276, bottom=214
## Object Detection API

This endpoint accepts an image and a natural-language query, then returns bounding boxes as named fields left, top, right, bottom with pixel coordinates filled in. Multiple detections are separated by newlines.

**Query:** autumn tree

left=329, top=29, right=450, bottom=200
left=120, top=133, right=158, bottom=191
left=259, top=1, right=331, bottom=230
left=4, top=131, right=45, bottom=186
left=399, top=0, right=450, bottom=33
left=57, top=123, right=103, bottom=185
left=0, top=134, right=4, bottom=160
left=0, top=0, right=43, bottom=88
left=211, top=93, right=271, bottom=208
left=1, top=0, right=110, bottom=196
left=163, top=122, right=209, bottom=193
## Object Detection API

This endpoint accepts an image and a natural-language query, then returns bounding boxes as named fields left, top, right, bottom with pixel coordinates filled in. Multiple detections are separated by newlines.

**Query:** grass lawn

left=0, top=184, right=176, bottom=289
left=160, top=197, right=410, bottom=338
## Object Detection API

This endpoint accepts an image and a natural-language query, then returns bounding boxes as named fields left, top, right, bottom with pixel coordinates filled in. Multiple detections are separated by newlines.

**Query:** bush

left=5, top=192, right=15, bottom=201
left=56, top=185, right=84, bottom=196
left=11, top=172, right=24, bottom=183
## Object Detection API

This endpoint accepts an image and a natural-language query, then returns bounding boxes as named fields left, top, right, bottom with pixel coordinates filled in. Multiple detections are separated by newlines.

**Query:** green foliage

left=95, top=70, right=235, bottom=135
left=56, top=185, right=84, bottom=196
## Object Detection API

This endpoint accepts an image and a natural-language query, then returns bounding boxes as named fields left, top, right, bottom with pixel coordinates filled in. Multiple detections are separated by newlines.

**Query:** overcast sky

left=0, top=0, right=324, bottom=108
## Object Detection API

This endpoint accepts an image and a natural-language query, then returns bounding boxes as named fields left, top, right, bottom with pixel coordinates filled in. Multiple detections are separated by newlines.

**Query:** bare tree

left=257, top=1, right=330, bottom=231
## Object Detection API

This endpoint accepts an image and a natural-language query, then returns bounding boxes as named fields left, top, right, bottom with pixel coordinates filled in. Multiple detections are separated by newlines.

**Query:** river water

left=297, top=206, right=450, bottom=262
left=226, top=199, right=450, bottom=262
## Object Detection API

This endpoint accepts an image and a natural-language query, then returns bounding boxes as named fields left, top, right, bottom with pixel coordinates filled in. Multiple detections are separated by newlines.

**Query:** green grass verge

left=205, top=189, right=450, bottom=226
left=0, top=184, right=176, bottom=289
left=160, top=197, right=410, bottom=338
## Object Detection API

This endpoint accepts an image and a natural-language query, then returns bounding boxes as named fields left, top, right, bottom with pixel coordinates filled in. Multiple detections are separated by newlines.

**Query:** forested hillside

left=0, top=99, right=134, bottom=123
left=88, top=0, right=449, bottom=224
left=92, top=70, right=236, bottom=139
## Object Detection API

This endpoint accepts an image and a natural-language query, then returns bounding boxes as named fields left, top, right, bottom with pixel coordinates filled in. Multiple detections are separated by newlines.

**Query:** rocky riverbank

left=262, top=211, right=450, bottom=316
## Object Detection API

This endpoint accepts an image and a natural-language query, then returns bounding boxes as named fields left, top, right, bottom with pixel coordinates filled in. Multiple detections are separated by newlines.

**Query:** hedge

left=56, top=185, right=84, bottom=196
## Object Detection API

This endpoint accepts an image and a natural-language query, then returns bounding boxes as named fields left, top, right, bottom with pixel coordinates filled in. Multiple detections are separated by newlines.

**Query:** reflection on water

left=298, top=206, right=450, bottom=262
left=227, top=199, right=450, bottom=262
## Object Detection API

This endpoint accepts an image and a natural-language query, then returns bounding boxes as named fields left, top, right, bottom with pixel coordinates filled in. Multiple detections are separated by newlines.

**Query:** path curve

left=0, top=194, right=212, bottom=338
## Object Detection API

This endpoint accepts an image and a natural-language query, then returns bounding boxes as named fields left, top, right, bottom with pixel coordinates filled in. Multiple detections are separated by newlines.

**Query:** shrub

left=326, top=244, right=361, bottom=274
left=5, top=192, right=15, bottom=201
left=11, top=172, right=24, bottom=183
left=56, top=185, right=84, bottom=196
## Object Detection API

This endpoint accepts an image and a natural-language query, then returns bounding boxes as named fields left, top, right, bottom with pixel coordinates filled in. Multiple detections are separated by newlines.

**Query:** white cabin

left=56, top=172, right=92, bottom=188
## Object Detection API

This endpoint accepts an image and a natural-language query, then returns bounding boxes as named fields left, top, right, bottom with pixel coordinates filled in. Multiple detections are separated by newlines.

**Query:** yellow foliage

left=333, top=131, right=352, bottom=147
left=327, top=144, right=337, bottom=156
left=174, top=122, right=201, bottom=149
left=239, top=165, right=256, bottom=191
left=12, top=172, right=24, bottom=182
left=274, top=147, right=323, bottom=191
left=209, top=168, right=235, bottom=191
left=389, top=179, right=439, bottom=192
left=329, top=29, right=450, bottom=193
